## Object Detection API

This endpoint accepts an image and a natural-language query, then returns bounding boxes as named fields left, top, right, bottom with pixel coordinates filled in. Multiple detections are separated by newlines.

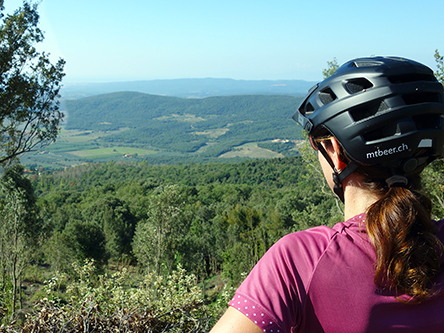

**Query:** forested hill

left=64, top=92, right=301, bottom=132
left=59, top=92, right=304, bottom=161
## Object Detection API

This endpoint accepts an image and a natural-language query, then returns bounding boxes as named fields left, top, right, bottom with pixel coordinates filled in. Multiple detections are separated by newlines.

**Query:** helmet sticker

left=366, top=143, right=409, bottom=160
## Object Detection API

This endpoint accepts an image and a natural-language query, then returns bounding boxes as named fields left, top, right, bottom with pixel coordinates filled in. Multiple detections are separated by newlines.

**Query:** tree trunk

left=19, top=277, right=23, bottom=310
left=11, top=256, right=17, bottom=319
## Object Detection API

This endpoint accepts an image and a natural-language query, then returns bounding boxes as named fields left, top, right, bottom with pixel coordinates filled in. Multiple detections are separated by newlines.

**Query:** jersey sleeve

left=228, top=226, right=335, bottom=333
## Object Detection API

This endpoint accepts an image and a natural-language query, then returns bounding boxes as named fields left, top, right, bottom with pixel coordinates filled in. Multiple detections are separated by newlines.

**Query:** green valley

left=21, top=92, right=304, bottom=168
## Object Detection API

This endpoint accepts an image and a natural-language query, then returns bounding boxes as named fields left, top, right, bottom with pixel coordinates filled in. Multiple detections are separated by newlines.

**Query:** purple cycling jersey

left=229, top=214, right=444, bottom=332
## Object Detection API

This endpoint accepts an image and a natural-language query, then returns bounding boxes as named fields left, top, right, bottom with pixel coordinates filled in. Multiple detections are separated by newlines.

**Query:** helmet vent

left=388, top=73, right=436, bottom=84
left=352, top=60, right=382, bottom=68
left=412, top=114, right=443, bottom=130
left=319, top=87, right=337, bottom=105
left=362, top=123, right=398, bottom=142
left=403, top=92, right=441, bottom=105
left=345, top=78, right=373, bottom=94
left=363, top=114, right=442, bottom=143
left=305, top=102, right=314, bottom=113
left=349, top=100, right=388, bottom=122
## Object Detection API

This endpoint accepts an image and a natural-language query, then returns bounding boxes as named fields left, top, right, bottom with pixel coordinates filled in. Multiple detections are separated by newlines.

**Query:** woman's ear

left=323, top=137, right=347, bottom=172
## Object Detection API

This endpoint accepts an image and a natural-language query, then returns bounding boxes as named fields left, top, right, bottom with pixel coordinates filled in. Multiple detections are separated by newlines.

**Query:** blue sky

left=4, top=0, right=444, bottom=83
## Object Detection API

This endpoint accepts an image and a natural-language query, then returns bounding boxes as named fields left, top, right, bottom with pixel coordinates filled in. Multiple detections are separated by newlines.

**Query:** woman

left=210, top=56, right=444, bottom=332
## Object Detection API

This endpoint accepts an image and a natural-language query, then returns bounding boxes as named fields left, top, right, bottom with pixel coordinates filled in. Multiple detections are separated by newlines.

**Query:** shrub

left=2, top=260, right=233, bottom=332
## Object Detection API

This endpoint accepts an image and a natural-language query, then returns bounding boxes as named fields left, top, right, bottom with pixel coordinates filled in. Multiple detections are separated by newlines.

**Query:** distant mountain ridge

left=61, top=78, right=317, bottom=99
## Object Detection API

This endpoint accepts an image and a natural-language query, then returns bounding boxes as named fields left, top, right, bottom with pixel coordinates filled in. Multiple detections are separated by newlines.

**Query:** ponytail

left=365, top=180, right=444, bottom=302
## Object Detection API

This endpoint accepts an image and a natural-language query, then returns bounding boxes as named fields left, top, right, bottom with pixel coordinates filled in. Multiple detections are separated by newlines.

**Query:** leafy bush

left=3, top=260, right=233, bottom=332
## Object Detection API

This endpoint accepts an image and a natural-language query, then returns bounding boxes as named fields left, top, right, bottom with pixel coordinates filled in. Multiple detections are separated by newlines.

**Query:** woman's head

left=295, top=56, right=444, bottom=201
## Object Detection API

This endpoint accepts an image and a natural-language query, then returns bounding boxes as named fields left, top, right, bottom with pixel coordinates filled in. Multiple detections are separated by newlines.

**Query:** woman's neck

left=342, top=175, right=382, bottom=221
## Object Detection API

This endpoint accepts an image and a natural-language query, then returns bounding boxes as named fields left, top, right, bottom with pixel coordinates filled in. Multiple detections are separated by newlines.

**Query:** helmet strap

left=332, top=162, right=358, bottom=203
left=317, top=144, right=358, bottom=203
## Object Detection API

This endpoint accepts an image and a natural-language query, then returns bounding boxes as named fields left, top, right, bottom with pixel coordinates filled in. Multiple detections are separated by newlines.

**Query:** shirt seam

left=304, top=229, right=341, bottom=295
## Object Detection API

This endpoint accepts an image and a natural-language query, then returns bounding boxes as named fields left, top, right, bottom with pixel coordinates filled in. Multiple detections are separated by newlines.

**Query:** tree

left=0, top=1, right=65, bottom=165
left=222, top=204, right=265, bottom=283
left=0, top=164, right=40, bottom=319
left=422, top=159, right=444, bottom=219
left=322, top=57, right=339, bottom=79
left=86, top=196, right=137, bottom=261
left=132, top=185, right=185, bottom=274
left=434, top=49, right=444, bottom=85
left=424, top=49, right=444, bottom=214
left=63, top=220, right=108, bottom=264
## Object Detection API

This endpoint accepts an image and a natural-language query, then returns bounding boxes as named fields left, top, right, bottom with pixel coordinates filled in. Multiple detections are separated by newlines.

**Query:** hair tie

left=385, top=175, right=408, bottom=188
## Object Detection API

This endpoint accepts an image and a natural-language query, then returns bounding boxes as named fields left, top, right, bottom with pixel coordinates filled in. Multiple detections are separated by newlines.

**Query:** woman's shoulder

left=269, top=213, right=370, bottom=270
left=277, top=213, right=367, bottom=248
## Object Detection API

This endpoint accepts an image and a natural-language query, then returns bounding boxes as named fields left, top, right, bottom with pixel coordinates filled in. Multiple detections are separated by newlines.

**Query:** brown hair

left=360, top=170, right=444, bottom=302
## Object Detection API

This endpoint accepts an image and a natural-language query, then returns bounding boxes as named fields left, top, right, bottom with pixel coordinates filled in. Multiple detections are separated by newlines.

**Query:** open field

left=52, top=129, right=158, bottom=159
left=56, top=129, right=104, bottom=143
left=69, top=147, right=157, bottom=159
left=56, top=128, right=130, bottom=142
left=20, top=128, right=160, bottom=167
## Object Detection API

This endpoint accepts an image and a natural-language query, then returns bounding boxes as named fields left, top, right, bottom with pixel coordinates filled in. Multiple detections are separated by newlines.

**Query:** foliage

left=421, top=159, right=444, bottom=219
left=86, top=196, right=137, bottom=261
left=26, top=157, right=343, bottom=289
left=12, top=260, right=231, bottom=333
left=132, top=185, right=186, bottom=274
left=322, top=57, right=339, bottom=79
left=434, top=49, right=444, bottom=85
left=0, top=2, right=65, bottom=165
left=222, top=204, right=265, bottom=282
left=0, top=165, right=40, bottom=320
left=63, top=220, right=108, bottom=264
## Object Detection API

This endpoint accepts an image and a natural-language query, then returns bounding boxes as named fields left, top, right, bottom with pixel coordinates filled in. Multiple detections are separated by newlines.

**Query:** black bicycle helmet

left=294, top=56, right=444, bottom=200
